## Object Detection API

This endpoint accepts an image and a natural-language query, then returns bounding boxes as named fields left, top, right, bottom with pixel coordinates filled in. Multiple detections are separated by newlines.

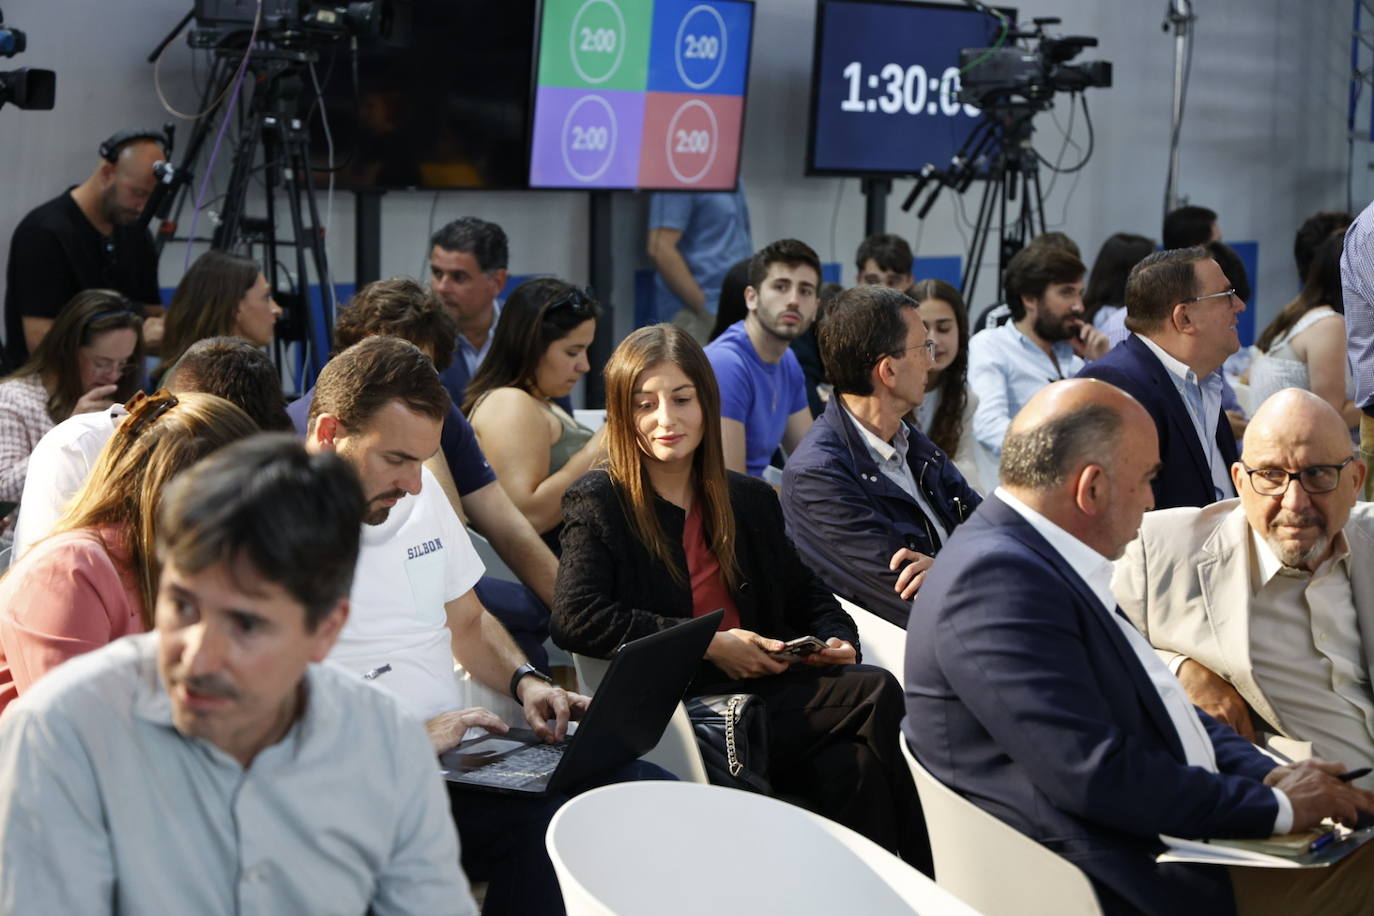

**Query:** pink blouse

left=0, top=525, right=145, bottom=715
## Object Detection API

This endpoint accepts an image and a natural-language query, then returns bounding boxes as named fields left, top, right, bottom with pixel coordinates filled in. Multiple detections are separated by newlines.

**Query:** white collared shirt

left=1135, top=334, right=1231, bottom=501
left=842, top=403, right=950, bottom=545
left=995, top=488, right=1292, bottom=833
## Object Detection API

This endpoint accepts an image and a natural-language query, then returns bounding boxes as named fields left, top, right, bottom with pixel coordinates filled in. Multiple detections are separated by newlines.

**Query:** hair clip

left=123, top=389, right=179, bottom=437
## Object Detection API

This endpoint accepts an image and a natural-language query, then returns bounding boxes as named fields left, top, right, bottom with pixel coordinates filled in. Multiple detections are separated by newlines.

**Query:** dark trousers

left=473, top=577, right=550, bottom=673
left=695, top=663, right=933, bottom=875
left=447, top=759, right=673, bottom=915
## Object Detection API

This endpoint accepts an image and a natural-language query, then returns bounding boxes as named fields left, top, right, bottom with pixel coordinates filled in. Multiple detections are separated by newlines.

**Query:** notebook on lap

left=439, top=610, right=721, bottom=796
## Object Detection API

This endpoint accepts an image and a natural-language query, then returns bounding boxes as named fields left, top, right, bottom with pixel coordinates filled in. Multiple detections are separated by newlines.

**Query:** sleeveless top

left=1248, top=307, right=1353, bottom=409
left=469, top=389, right=593, bottom=474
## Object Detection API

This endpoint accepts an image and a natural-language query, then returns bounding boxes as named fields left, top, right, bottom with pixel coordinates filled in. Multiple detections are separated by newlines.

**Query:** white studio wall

left=0, top=0, right=1355, bottom=355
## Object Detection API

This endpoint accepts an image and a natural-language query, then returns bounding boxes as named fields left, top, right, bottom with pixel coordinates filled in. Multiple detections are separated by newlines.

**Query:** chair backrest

left=835, top=595, right=906, bottom=677
left=899, top=734, right=1102, bottom=916
left=546, top=781, right=980, bottom=916
left=572, top=652, right=709, bottom=784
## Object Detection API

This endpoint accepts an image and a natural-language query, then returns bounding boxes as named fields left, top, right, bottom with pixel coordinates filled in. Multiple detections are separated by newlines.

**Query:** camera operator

left=3, top=129, right=166, bottom=370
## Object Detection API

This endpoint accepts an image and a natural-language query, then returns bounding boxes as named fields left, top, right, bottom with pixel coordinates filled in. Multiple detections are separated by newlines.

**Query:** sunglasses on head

left=546, top=286, right=597, bottom=317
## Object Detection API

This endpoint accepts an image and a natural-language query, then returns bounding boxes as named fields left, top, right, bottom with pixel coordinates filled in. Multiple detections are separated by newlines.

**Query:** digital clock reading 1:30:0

left=837, top=61, right=979, bottom=119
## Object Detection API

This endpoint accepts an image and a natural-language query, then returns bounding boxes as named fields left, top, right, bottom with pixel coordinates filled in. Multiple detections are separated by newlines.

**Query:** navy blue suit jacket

left=1076, top=335, right=1237, bottom=509
left=904, top=496, right=1281, bottom=916
left=781, top=397, right=980, bottom=626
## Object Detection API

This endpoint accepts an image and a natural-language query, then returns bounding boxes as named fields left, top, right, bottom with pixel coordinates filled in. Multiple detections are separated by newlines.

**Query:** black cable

left=1039, top=94, right=1094, bottom=175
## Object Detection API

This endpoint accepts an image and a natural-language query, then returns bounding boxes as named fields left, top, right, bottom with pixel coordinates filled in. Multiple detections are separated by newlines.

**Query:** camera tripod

left=902, top=101, right=1048, bottom=308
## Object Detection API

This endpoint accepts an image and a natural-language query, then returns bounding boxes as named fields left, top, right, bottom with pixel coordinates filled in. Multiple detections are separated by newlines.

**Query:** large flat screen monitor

left=528, top=0, right=755, bottom=190
left=310, top=0, right=537, bottom=190
left=806, top=0, right=1014, bottom=178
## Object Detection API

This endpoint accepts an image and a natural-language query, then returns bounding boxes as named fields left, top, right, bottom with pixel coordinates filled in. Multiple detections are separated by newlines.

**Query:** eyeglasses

left=1184, top=288, right=1238, bottom=305
left=123, top=389, right=179, bottom=437
left=546, top=286, right=597, bottom=317
left=1239, top=457, right=1355, bottom=496
left=894, top=340, right=937, bottom=359
left=83, top=354, right=133, bottom=376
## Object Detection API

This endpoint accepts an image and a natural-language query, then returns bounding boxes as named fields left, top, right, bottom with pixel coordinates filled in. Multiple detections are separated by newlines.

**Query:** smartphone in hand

left=771, top=636, right=828, bottom=657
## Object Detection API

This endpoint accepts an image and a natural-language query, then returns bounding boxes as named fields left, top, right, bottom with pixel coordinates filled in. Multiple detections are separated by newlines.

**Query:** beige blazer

left=1113, top=499, right=1374, bottom=741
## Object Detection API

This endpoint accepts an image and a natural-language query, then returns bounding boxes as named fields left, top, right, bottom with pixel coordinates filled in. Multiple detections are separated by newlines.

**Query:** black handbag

left=685, top=693, right=773, bottom=795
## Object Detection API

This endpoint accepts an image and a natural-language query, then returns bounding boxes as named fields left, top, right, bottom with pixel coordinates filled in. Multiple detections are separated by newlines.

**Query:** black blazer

left=552, top=470, right=860, bottom=683
left=1076, top=335, right=1237, bottom=509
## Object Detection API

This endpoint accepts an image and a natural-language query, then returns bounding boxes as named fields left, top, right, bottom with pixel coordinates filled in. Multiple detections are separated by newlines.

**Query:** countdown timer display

left=529, top=0, right=755, bottom=189
left=807, top=0, right=1015, bottom=177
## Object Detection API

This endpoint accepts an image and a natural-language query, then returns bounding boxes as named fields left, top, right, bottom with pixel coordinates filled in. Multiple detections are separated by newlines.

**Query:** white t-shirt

left=327, top=467, right=484, bottom=721
left=13, top=405, right=126, bottom=559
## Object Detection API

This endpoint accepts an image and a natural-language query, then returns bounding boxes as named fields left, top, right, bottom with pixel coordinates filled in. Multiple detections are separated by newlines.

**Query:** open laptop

left=439, top=610, right=722, bottom=796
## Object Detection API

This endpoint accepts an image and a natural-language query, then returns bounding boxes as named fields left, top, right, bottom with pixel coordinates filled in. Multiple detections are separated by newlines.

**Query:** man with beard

left=1078, top=247, right=1245, bottom=508
left=704, top=238, right=820, bottom=477
left=968, top=244, right=1107, bottom=472
left=4, top=130, right=167, bottom=368
left=1116, top=388, right=1374, bottom=785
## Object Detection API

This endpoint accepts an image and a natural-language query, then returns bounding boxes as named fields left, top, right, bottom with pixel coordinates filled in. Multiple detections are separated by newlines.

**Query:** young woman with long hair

left=0, top=390, right=256, bottom=712
left=907, top=278, right=984, bottom=492
left=0, top=289, right=144, bottom=503
left=551, top=323, right=931, bottom=871
left=1082, top=233, right=1156, bottom=330
left=156, top=250, right=281, bottom=382
left=463, top=277, right=604, bottom=541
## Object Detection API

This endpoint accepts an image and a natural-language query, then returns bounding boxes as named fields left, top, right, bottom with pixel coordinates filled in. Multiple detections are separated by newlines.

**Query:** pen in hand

left=1337, top=767, right=1372, bottom=783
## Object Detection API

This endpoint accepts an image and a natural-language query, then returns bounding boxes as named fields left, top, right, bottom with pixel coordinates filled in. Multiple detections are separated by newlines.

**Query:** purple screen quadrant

left=529, top=87, right=647, bottom=189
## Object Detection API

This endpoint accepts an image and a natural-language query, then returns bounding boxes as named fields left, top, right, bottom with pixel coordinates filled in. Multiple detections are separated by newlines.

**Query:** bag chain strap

left=725, top=694, right=744, bottom=777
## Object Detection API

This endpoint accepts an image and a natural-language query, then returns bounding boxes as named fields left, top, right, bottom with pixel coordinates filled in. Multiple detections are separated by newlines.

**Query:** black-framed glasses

left=1185, top=288, right=1238, bottom=305
left=546, top=286, right=597, bottom=317
left=1239, top=457, right=1355, bottom=496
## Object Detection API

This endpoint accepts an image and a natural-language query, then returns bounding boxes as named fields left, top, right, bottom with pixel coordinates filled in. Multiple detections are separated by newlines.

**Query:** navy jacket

left=1076, top=335, right=1237, bottom=509
left=904, top=496, right=1281, bottom=916
left=781, top=396, right=980, bottom=626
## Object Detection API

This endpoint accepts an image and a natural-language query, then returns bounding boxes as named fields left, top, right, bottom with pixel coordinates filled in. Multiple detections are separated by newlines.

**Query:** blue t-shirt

left=649, top=184, right=752, bottom=321
left=287, top=387, right=496, bottom=497
left=705, top=321, right=807, bottom=478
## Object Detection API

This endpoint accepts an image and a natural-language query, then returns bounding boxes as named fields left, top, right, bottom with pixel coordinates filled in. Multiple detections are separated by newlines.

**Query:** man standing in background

left=646, top=183, right=752, bottom=343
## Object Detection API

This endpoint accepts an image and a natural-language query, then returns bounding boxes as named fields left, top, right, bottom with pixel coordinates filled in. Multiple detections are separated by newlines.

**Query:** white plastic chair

left=546, top=781, right=981, bottom=916
left=900, top=734, right=1102, bottom=916
left=571, top=653, right=709, bottom=784
left=835, top=595, right=907, bottom=678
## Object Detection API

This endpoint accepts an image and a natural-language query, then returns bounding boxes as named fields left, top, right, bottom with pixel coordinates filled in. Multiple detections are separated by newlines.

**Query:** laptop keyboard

left=467, top=742, right=567, bottom=787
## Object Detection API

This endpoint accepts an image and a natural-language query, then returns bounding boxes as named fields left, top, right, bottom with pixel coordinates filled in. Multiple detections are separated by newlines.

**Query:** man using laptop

left=0, top=436, right=477, bottom=913
left=306, top=336, right=666, bottom=916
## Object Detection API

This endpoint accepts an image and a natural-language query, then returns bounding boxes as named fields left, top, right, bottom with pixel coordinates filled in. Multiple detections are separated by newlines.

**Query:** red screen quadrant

left=637, top=92, right=744, bottom=189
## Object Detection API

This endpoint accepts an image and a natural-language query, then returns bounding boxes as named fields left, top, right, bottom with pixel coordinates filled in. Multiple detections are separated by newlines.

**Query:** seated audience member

left=1099, top=240, right=1250, bottom=355
left=968, top=243, right=1106, bottom=473
left=155, top=250, right=281, bottom=383
left=13, top=337, right=290, bottom=558
left=463, top=278, right=604, bottom=546
left=1163, top=203, right=1221, bottom=250
left=1295, top=210, right=1352, bottom=283
left=1078, top=247, right=1243, bottom=509
left=0, top=390, right=255, bottom=713
left=855, top=233, right=914, bottom=289
left=704, top=238, right=820, bottom=477
left=0, top=436, right=475, bottom=913
left=289, top=277, right=559, bottom=670
left=972, top=231, right=1083, bottom=332
left=791, top=280, right=841, bottom=419
left=0, top=290, right=143, bottom=504
left=1342, top=197, right=1374, bottom=502
left=906, top=378, right=1374, bottom=916
left=308, top=337, right=654, bottom=915
left=1117, top=390, right=1374, bottom=781
left=553, top=324, right=931, bottom=872
left=782, top=288, right=980, bottom=626
left=910, top=278, right=985, bottom=491
left=1083, top=232, right=1156, bottom=332
left=707, top=257, right=751, bottom=342
left=1249, top=232, right=1359, bottom=430
left=428, top=217, right=508, bottom=408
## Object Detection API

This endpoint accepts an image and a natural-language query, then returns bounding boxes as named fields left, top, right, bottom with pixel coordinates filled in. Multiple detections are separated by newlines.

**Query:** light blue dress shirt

left=1342, top=198, right=1374, bottom=410
left=1135, top=334, right=1231, bottom=501
left=968, top=321, right=1084, bottom=455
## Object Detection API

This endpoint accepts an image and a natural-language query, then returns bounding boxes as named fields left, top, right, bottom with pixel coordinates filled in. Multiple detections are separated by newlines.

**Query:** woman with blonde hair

left=0, top=389, right=257, bottom=712
left=551, top=323, right=931, bottom=871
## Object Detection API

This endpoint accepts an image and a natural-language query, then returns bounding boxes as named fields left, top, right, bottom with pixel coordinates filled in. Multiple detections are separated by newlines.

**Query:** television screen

left=528, top=0, right=755, bottom=190
left=310, top=0, right=537, bottom=190
left=806, top=0, right=1015, bottom=177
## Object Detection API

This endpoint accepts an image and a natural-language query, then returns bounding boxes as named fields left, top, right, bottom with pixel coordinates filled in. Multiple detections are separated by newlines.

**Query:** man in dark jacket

left=782, top=286, right=980, bottom=626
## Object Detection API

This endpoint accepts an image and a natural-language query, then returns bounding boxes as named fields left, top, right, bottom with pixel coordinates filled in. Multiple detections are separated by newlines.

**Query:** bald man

left=905, top=379, right=1374, bottom=916
left=4, top=133, right=165, bottom=367
left=1117, top=389, right=1374, bottom=773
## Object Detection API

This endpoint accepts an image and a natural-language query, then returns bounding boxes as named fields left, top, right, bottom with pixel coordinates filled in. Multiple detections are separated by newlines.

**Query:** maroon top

left=682, top=499, right=742, bottom=632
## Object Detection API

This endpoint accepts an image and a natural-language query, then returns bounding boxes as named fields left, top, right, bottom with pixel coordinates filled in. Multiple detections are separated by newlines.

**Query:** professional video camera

left=958, top=17, right=1112, bottom=109
left=0, top=7, right=56, bottom=111
left=188, top=0, right=406, bottom=49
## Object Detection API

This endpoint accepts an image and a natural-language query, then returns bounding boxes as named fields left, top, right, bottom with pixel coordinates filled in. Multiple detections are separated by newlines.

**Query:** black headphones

left=98, top=128, right=170, bottom=164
